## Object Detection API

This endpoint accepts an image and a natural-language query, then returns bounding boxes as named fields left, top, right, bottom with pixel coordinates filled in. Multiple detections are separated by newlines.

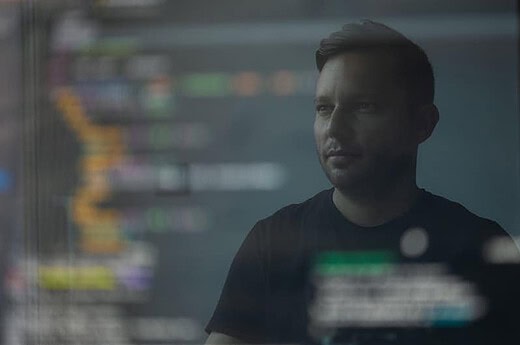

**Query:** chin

left=331, top=179, right=360, bottom=193
left=326, top=170, right=361, bottom=191
left=323, top=160, right=376, bottom=192
left=319, top=157, right=369, bottom=190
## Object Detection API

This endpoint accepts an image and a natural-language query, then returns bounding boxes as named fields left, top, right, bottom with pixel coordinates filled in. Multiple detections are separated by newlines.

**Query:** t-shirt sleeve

left=205, top=222, right=268, bottom=342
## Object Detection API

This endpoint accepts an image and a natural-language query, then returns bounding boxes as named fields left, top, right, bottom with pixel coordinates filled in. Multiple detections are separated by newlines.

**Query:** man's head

left=314, top=20, right=439, bottom=196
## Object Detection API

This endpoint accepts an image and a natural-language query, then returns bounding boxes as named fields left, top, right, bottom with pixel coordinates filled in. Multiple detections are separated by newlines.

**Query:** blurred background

left=0, top=0, right=518, bottom=344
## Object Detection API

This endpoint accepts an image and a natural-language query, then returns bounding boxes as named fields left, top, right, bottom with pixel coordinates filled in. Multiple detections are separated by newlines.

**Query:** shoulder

left=423, top=190, right=515, bottom=248
left=426, top=191, right=502, bottom=227
left=425, top=191, right=520, bottom=270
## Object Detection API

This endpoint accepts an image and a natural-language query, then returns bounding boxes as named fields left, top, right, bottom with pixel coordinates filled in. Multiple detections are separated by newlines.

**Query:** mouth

left=325, top=150, right=362, bottom=158
left=324, top=150, right=362, bottom=167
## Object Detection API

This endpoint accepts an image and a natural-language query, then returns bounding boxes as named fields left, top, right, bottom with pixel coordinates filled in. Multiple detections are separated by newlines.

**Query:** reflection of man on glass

left=205, top=20, right=519, bottom=345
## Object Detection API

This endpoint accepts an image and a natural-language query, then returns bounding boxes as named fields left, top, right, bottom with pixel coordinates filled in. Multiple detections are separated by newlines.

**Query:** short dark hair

left=316, top=20, right=435, bottom=106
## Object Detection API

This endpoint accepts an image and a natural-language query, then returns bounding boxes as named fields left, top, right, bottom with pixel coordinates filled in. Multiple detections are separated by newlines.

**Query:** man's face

left=314, top=51, right=420, bottom=194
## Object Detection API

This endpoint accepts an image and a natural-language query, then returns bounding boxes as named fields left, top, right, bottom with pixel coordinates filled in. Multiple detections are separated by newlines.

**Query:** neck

left=332, top=171, right=421, bottom=227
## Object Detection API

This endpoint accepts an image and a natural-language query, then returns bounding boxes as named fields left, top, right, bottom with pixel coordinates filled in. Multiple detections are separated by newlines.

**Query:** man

left=205, top=20, right=519, bottom=345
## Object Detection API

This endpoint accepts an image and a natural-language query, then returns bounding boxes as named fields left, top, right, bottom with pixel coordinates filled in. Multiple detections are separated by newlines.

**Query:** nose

left=327, top=106, right=354, bottom=140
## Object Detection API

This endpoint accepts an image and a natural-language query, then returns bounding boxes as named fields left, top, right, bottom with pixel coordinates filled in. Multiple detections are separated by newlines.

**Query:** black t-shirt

left=206, top=189, right=519, bottom=344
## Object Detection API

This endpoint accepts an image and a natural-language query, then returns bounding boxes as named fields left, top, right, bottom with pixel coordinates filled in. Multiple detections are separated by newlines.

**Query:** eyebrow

left=314, top=96, right=332, bottom=104
left=314, top=94, right=379, bottom=104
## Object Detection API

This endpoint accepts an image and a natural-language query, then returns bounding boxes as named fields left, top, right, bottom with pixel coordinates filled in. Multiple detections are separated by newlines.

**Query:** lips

left=325, top=149, right=362, bottom=158
left=324, top=149, right=362, bottom=168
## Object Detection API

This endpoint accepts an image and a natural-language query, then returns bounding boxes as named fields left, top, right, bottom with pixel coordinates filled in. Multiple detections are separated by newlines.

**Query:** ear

left=414, top=104, right=439, bottom=144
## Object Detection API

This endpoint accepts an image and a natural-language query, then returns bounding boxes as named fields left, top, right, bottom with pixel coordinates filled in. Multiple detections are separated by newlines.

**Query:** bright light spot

left=401, top=227, right=429, bottom=258
left=483, top=235, right=520, bottom=264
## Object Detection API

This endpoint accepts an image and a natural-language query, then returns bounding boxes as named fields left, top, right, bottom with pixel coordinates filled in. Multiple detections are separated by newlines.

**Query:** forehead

left=315, top=51, right=405, bottom=98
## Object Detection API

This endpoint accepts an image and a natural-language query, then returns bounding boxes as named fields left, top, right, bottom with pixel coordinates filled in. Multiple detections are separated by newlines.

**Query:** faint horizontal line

left=103, top=13, right=518, bottom=48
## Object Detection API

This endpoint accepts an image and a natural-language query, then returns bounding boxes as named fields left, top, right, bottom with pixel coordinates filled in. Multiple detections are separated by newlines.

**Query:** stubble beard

left=320, top=152, right=415, bottom=200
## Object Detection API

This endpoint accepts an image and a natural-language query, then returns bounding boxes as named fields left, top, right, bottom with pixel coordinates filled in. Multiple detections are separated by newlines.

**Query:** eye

left=316, top=104, right=334, bottom=115
left=354, top=102, right=378, bottom=113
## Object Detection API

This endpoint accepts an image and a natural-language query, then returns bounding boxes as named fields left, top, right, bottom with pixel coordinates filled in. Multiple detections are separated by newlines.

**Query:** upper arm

left=205, top=222, right=269, bottom=342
